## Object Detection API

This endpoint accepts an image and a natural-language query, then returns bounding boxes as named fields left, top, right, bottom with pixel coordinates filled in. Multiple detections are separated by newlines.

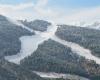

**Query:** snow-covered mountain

left=0, top=15, right=100, bottom=80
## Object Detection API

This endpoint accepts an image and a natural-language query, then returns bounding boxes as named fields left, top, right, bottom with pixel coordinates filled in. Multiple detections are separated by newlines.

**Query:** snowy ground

left=33, top=71, right=89, bottom=80
left=5, top=24, right=58, bottom=64
left=51, top=35, right=100, bottom=64
left=5, top=35, right=46, bottom=64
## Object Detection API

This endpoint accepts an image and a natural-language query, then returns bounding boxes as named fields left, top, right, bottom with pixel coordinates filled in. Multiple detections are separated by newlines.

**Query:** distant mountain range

left=73, top=21, right=100, bottom=29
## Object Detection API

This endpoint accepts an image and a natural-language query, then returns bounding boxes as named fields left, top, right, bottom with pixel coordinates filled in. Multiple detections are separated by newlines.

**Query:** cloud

left=0, top=2, right=34, bottom=18
left=0, top=0, right=52, bottom=20
left=64, top=7, right=100, bottom=23
left=35, top=0, right=48, bottom=8
left=0, top=0, right=100, bottom=24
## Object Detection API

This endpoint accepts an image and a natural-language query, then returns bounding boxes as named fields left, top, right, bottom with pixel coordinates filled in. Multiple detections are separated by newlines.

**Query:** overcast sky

left=0, top=0, right=100, bottom=24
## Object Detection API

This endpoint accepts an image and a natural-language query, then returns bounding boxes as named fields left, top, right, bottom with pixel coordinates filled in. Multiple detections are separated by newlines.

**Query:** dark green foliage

left=20, top=19, right=51, bottom=32
left=0, top=59, right=46, bottom=80
left=21, top=39, right=100, bottom=79
left=0, top=15, right=34, bottom=58
left=56, top=25, right=100, bottom=57
left=20, top=39, right=81, bottom=73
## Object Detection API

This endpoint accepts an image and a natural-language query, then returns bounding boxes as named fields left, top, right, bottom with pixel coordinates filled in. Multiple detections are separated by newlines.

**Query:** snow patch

left=33, top=71, right=89, bottom=80
left=5, top=24, right=58, bottom=64
left=51, top=35, right=100, bottom=65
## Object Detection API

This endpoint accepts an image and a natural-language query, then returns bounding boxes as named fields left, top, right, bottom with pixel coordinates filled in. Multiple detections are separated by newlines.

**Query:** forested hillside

left=0, top=59, right=45, bottom=80
left=0, top=15, right=33, bottom=58
left=21, top=39, right=100, bottom=80
left=56, top=25, right=100, bottom=57
left=20, top=19, right=51, bottom=32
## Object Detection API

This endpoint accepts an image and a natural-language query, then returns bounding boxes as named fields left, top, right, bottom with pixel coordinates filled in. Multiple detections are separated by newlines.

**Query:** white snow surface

left=5, top=24, right=58, bottom=64
left=33, top=71, right=89, bottom=80
left=51, top=35, right=100, bottom=64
